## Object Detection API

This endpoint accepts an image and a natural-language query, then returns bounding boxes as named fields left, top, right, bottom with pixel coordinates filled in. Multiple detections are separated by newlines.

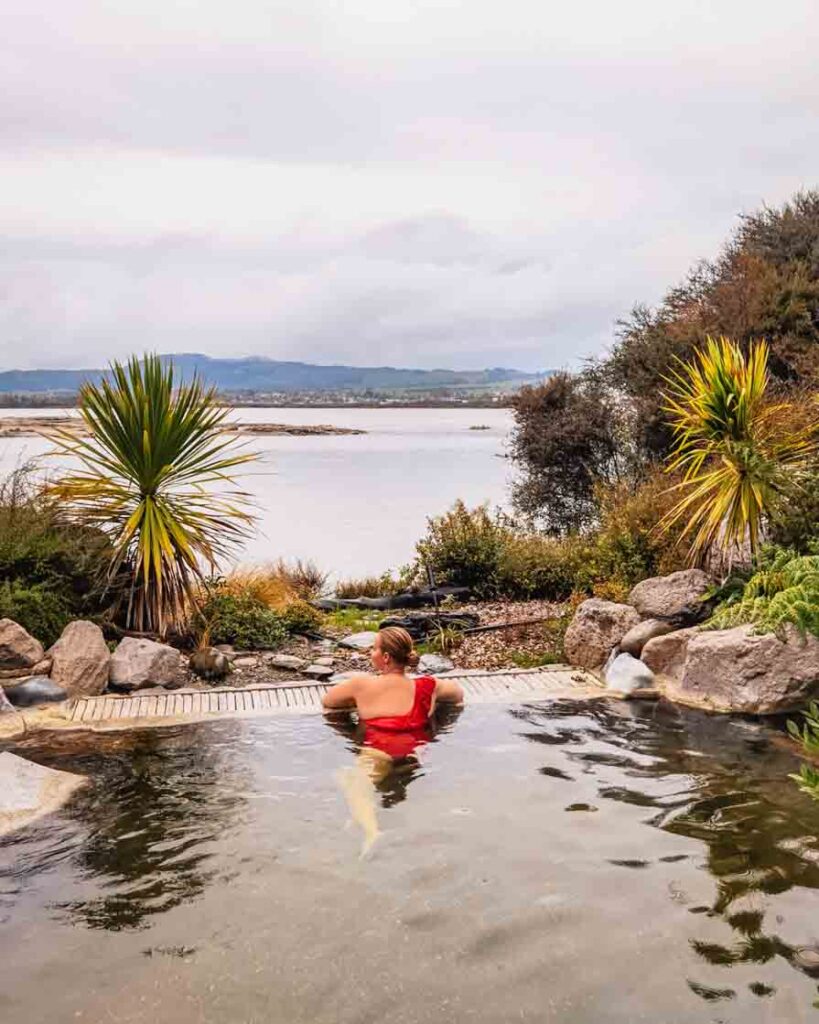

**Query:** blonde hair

left=377, top=626, right=420, bottom=669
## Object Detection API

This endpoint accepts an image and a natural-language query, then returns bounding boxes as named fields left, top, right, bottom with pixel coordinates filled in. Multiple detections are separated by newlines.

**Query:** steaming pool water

left=2, top=699, right=819, bottom=1023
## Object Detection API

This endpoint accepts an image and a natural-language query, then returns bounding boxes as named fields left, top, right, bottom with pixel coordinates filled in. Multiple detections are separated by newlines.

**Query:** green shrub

left=787, top=701, right=819, bottom=801
left=767, top=469, right=819, bottom=553
left=198, top=590, right=288, bottom=650
left=414, top=501, right=514, bottom=599
left=333, top=572, right=404, bottom=599
left=278, top=599, right=322, bottom=635
left=495, top=533, right=589, bottom=600
left=708, top=545, right=819, bottom=637
left=0, top=581, right=73, bottom=647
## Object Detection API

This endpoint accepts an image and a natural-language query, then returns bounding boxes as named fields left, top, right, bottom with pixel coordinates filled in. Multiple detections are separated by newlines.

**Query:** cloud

left=1, top=0, right=817, bottom=370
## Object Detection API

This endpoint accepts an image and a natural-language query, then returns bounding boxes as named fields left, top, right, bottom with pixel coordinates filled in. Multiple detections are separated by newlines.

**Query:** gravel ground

left=180, top=599, right=570, bottom=688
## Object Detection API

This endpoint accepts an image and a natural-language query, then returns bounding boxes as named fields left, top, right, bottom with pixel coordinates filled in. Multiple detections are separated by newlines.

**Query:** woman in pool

left=322, top=625, right=464, bottom=761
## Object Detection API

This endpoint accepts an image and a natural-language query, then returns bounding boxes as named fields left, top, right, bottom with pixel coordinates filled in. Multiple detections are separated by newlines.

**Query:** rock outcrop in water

left=661, top=624, right=819, bottom=714
left=564, top=567, right=819, bottom=714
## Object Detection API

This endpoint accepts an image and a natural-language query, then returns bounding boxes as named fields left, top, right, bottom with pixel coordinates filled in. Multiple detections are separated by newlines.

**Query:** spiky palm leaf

left=660, top=337, right=817, bottom=561
left=45, top=354, right=257, bottom=635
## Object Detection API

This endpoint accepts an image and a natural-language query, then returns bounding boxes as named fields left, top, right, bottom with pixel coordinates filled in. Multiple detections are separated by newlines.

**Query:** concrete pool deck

left=0, top=667, right=606, bottom=738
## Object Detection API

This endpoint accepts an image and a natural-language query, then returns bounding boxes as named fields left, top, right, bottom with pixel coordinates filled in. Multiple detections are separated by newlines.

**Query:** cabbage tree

left=46, top=354, right=257, bottom=635
left=660, top=336, right=817, bottom=560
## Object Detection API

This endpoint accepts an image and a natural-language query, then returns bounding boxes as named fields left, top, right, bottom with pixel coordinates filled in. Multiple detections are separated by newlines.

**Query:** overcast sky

left=2, top=1, right=817, bottom=372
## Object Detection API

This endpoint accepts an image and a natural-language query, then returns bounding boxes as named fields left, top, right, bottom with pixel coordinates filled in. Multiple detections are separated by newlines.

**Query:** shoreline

left=0, top=416, right=367, bottom=438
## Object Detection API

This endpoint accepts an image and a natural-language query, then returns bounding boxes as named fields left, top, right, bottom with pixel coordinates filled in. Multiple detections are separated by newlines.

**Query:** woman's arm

left=321, top=676, right=362, bottom=711
left=434, top=678, right=465, bottom=704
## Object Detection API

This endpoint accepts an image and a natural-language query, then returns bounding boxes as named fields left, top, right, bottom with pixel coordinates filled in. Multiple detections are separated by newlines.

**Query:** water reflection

left=513, top=698, right=819, bottom=999
left=9, top=725, right=248, bottom=931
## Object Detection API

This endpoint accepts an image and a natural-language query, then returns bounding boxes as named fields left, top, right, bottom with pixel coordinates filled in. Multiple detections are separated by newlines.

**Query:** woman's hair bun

left=405, top=649, right=420, bottom=669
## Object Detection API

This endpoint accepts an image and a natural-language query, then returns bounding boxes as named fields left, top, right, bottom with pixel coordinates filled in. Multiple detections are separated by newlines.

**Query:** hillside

left=0, top=355, right=545, bottom=394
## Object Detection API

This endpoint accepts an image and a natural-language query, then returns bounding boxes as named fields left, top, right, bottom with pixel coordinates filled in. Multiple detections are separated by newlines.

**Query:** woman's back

left=359, top=674, right=436, bottom=728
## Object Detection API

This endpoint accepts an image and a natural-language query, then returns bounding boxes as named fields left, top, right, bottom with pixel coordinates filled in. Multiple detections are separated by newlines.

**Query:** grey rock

left=666, top=624, right=819, bottom=714
left=417, top=653, right=454, bottom=675
left=5, top=676, right=67, bottom=707
left=314, top=655, right=335, bottom=667
left=640, top=628, right=698, bottom=682
left=48, top=620, right=110, bottom=698
left=189, top=648, right=232, bottom=682
left=604, top=652, right=655, bottom=694
left=233, top=656, right=259, bottom=668
left=302, top=664, right=335, bottom=679
left=563, top=599, right=641, bottom=669
left=266, top=653, right=307, bottom=671
left=109, top=637, right=186, bottom=692
left=340, top=631, right=379, bottom=651
left=628, top=569, right=711, bottom=624
left=619, top=619, right=675, bottom=657
left=0, top=752, right=87, bottom=836
left=0, top=619, right=45, bottom=670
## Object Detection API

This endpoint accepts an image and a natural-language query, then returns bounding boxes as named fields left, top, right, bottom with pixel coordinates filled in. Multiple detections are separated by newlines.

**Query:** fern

left=708, top=549, right=819, bottom=637
left=787, top=701, right=819, bottom=801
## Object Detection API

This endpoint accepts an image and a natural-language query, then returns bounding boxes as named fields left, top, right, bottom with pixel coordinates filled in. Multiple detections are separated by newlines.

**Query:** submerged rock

left=628, top=569, right=711, bottom=624
left=110, top=637, right=186, bottom=691
left=0, top=619, right=45, bottom=670
left=48, top=620, right=110, bottom=697
left=619, top=619, right=675, bottom=657
left=564, top=599, right=641, bottom=670
left=665, top=624, right=819, bottom=714
left=0, top=751, right=87, bottom=836
left=5, top=676, right=67, bottom=707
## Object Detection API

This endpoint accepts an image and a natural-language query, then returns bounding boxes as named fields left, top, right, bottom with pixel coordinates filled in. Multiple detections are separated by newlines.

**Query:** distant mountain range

left=0, top=354, right=547, bottom=393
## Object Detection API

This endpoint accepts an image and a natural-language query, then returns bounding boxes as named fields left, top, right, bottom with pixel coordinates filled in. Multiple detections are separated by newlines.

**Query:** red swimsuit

left=361, top=675, right=437, bottom=760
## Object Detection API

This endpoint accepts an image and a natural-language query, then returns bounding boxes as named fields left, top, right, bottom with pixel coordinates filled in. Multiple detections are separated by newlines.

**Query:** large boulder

left=664, top=624, right=819, bottom=714
left=628, top=569, right=711, bottom=624
left=619, top=619, right=675, bottom=657
left=109, top=637, right=186, bottom=691
left=0, top=619, right=45, bottom=670
left=640, top=628, right=698, bottom=682
left=48, top=620, right=110, bottom=697
left=564, top=599, right=641, bottom=669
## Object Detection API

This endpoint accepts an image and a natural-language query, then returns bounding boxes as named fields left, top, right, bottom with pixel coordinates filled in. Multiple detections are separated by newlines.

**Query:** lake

left=0, top=407, right=514, bottom=580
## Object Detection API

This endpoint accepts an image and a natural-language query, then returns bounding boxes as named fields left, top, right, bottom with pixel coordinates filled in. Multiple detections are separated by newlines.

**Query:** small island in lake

left=0, top=416, right=366, bottom=438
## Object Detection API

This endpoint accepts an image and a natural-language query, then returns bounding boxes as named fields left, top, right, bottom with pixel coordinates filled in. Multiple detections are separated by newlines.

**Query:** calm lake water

left=0, top=407, right=513, bottom=579
left=2, top=700, right=819, bottom=1023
